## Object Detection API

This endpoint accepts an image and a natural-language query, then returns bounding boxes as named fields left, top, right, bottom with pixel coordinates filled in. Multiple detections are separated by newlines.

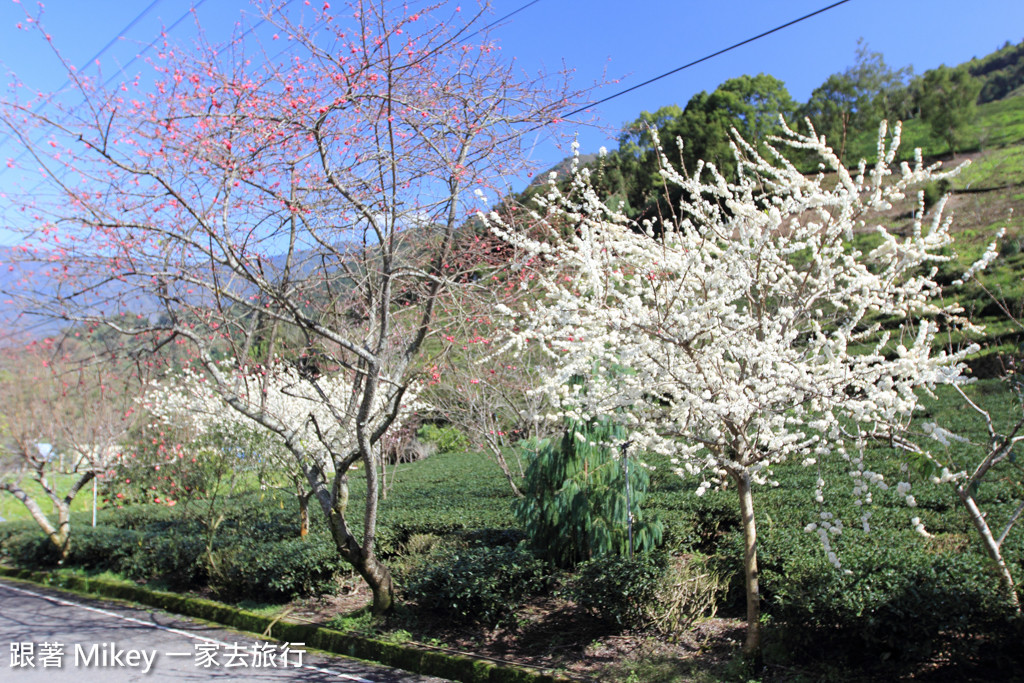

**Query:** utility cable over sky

left=492, top=0, right=853, bottom=157
left=559, top=0, right=853, bottom=120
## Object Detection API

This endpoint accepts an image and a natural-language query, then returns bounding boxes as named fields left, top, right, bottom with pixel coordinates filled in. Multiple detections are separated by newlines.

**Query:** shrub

left=118, top=532, right=208, bottom=588
left=67, top=526, right=143, bottom=571
left=922, top=179, right=951, bottom=211
left=207, top=536, right=342, bottom=602
left=763, top=529, right=1019, bottom=665
left=1, top=531, right=60, bottom=568
left=416, top=423, right=470, bottom=454
left=104, top=503, right=181, bottom=532
left=404, top=545, right=551, bottom=627
left=566, top=551, right=722, bottom=634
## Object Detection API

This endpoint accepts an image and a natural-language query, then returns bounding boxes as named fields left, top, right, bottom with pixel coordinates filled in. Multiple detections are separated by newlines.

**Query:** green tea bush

left=416, top=423, right=470, bottom=454
left=207, top=536, right=342, bottom=602
left=652, top=490, right=740, bottom=554
left=404, top=545, right=551, bottom=627
left=67, top=526, right=143, bottom=571
left=567, top=552, right=664, bottom=629
left=762, top=528, right=1019, bottom=664
left=104, top=503, right=183, bottom=532
left=0, top=520, right=39, bottom=557
left=1, top=531, right=60, bottom=567
left=118, top=532, right=208, bottom=588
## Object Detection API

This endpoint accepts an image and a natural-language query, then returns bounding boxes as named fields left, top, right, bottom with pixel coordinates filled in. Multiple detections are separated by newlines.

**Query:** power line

left=48, top=0, right=165, bottom=104
left=0, top=0, right=166, bottom=164
left=0, top=0, right=290, bottom=200
left=0, top=0, right=209, bottom=184
left=95, top=0, right=212, bottom=93
left=467, top=0, right=543, bottom=41
left=559, top=0, right=853, bottom=123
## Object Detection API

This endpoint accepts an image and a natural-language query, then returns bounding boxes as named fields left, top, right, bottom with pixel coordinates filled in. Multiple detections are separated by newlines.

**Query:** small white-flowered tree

left=488, top=122, right=976, bottom=654
left=142, top=358, right=420, bottom=536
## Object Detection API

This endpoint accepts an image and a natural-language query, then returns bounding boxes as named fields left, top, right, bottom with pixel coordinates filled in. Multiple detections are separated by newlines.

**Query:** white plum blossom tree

left=489, top=122, right=977, bottom=654
left=142, top=358, right=420, bottom=536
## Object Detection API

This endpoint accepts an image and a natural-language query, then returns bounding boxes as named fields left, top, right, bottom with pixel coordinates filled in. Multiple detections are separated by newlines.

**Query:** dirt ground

left=283, top=586, right=749, bottom=682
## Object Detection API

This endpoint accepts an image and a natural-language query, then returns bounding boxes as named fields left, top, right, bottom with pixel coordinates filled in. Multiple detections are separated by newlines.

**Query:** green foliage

left=594, top=74, right=795, bottom=221
left=918, top=65, right=983, bottom=154
left=513, top=417, right=663, bottom=569
left=1, top=495, right=338, bottom=601
left=66, top=525, right=143, bottom=571
left=404, top=544, right=551, bottom=627
left=801, top=40, right=913, bottom=165
left=566, top=552, right=665, bottom=630
left=567, top=551, right=724, bottom=634
left=955, top=144, right=1024, bottom=188
left=416, top=423, right=470, bottom=454
left=208, top=536, right=343, bottom=602
left=968, top=38, right=1024, bottom=104
left=921, top=178, right=951, bottom=211
left=663, top=73, right=796, bottom=181
left=763, top=529, right=1019, bottom=665
left=117, top=532, right=208, bottom=588
left=0, top=531, right=60, bottom=567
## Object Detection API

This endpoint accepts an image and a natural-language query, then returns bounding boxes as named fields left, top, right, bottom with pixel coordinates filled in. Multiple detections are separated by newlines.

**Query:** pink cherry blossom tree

left=1, top=0, right=582, bottom=613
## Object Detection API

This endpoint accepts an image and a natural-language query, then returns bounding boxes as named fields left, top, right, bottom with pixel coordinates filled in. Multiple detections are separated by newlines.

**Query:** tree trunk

left=297, top=483, right=312, bottom=538
left=1, top=480, right=76, bottom=562
left=328, top=526, right=395, bottom=614
left=55, top=505, right=71, bottom=562
left=958, top=486, right=1021, bottom=611
left=487, top=441, right=523, bottom=497
left=360, top=552, right=395, bottom=614
left=311, top=462, right=397, bottom=615
left=734, top=470, right=762, bottom=657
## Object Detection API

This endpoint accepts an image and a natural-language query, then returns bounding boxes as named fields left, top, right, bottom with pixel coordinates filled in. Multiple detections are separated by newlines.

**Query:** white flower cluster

left=921, top=421, right=970, bottom=448
left=143, top=358, right=418, bottom=466
left=805, top=511, right=844, bottom=568
left=911, top=516, right=933, bottom=538
left=489, top=119, right=975, bottom=565
left=953, top=227, right=1005, bottom=286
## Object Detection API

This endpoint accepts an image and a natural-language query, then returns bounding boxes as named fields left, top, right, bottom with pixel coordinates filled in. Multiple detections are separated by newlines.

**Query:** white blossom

left=143, top=358, right=420, bottom=468
left=489, top=119, right=973, bottom=571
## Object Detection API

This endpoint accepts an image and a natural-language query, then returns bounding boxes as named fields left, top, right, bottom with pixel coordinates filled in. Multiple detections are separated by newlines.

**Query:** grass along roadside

left=0, top=564, right=574, bottom=683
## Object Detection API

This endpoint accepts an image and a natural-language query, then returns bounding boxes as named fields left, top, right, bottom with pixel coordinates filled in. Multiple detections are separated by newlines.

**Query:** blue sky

left=0, top=0, right=1022, bottom=243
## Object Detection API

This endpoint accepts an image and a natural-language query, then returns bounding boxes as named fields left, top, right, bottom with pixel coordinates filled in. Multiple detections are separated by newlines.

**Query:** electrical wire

left=467, top=0, right=543, bottom=41
left=547, top=0, right=853, bottom=130
left=0, top=0, right=167, bottom=169
left=0, top=0, right=856, bottom=344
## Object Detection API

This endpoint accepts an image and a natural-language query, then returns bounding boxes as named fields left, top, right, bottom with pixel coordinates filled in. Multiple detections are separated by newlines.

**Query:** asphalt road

left=0, top=579, right=451, bottom=682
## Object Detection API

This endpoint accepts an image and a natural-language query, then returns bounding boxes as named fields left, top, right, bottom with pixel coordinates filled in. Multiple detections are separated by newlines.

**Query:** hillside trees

left=801, top=41, right=913, bottom=164
left=489, top=125, right=975, bottom=654
left=0, top=0, right=581, bottom=613
left=918, top=65, right=983, bottom=155
left=593, top=75, right=795, bottom=222
left=967, top=38, right=1024, bottom=104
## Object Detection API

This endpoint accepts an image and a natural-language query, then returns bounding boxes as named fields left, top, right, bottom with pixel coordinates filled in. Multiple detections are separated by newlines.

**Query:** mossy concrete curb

left=0, top=566, right=574, bottom=683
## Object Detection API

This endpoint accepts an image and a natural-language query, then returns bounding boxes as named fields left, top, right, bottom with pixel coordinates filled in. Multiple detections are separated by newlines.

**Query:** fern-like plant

left=513, top=416, right=663, bottom=569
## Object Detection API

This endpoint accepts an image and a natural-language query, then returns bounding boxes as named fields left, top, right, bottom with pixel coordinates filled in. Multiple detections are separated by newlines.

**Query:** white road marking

left=0, top=580, right=375, bottom=682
